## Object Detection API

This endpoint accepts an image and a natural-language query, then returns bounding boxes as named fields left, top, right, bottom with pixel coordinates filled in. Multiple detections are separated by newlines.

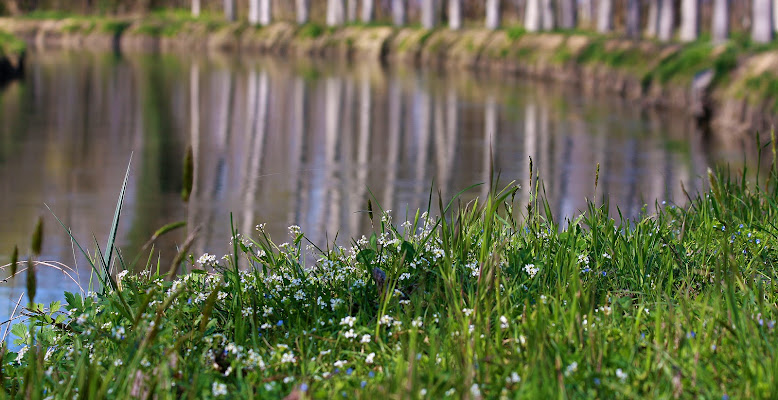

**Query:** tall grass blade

left=104, top=154, right=133, bottom=278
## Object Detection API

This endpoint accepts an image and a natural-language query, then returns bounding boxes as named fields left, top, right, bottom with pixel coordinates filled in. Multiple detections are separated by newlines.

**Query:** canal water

left=0, top=50, right=714, bottom=320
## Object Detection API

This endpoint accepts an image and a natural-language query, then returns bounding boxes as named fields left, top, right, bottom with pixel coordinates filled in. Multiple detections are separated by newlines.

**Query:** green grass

left=18, top=10, right=73, bottom=20
left=744, top=72, right=778, bottom=112
left=505, top=26, right=526, bottom=41
left=576, top=39, right=645, bottom=70
left=3, top=139, right=778, bottom=398
left=0, top=29, right=25, bottom=56
left=298, top=23, right=325, bottom=40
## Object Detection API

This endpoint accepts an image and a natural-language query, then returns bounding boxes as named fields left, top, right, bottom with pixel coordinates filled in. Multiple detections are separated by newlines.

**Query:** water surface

left=0, top=50, right=713, bottom=319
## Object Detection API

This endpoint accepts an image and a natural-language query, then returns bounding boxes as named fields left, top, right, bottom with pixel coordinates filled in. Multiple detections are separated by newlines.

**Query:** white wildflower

left=212, top=382, right=227, bottom=397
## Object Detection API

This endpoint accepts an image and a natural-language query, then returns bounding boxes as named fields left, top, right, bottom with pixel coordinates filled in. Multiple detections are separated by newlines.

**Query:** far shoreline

left=1, top=13, right=777, bottom=148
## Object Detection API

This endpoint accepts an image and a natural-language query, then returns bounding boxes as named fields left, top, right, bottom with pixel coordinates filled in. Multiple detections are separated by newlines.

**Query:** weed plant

left=2, top=142, right=778, bottom=399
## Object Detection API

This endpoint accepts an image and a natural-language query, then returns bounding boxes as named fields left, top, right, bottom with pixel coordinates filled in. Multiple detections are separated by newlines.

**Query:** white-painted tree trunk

left=626, top=0, right=640, bottom=38
left=645, top=0, right=659, bottom=37
left=597, top=0, right=613, bottom=33
left=752, top=0, right=774, bottom=43
left=712, top=0, right=729, bottom=42
left=486, top=0, right=501, bottom=30
left=421, top=0, right=438, bottom=29
left=525, top=0, right=541, bottom=32
left=578, top=0, right=595, bottom=29
left=679, top=0, right=699, bottom=41
left=449, top=0, right=462, bottom=29
left=541, top=0, right=554, bottom=30
left=559, top=0, right=577, bottom=29
left=361, top=0, right=374, bottom=22
left=657, top=0, right=675, bottom=41
left=259, top=0, right=272, bottom=25
left=393, top=0, right=406, bottom=25
left=192, top=0, right=201, bottom=17
left=327, top=0, right=346, bottom=26
left=347, top=0, right=358, bottom=22
left=249, top=0, right=259, bottom=24
left=296, top=0, right=310, bottom=24
left=224, top=0, right=236, bottom=21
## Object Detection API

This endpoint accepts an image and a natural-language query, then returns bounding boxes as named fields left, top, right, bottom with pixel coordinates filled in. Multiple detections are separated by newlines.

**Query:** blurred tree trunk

left=645, top=0, right=659, bottom=37
left=752, top=0, right=774, bottom=43
left=541, top=0, right=554, bottom=30
left=327, top=0, right=345, bottom=26
left=347, top=0, right=357, bottom=22
left=259, top=0, right=271, bottom=25
left=249, top=0, right=258, bottom=24
left=224, top=0, right=236, bottom=21
left=679, top=0, right=699, bottom=41
left=486, top=0, right=500, bottom=29
left=597, top=0, right=613, bottom=33
left=449, top=0, right=462, bottom=29
left=421, top=0, right=438, bottom=29
left=296, top=0, right=310, bottom=24
left=712, top=0, right=729, bottom=42
left=657, top=0, right=674, bottom=40
left=361, top=0, right=374, bottom=22
left=625, top=0, right=640, bottom=38
left=525, top=0, right=541, bottom=32
left=393, top=0, right=406, bottom=25
left=578, top=0, right=595, bottom=29
left=192, top=0, right=200, bottom=17
left=559, top=0, right=577, bottom=29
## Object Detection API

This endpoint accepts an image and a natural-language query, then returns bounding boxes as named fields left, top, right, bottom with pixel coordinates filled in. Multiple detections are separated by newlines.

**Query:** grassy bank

left=0, top=29, right=24, bottom=56
left=2, top=139, right=778, bottom=398
left=4, top=10, right=778, bottom=135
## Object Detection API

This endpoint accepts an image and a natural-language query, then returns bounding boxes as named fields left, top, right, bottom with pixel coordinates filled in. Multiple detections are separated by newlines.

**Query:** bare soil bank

left=1, top=17, right=777, bottom=146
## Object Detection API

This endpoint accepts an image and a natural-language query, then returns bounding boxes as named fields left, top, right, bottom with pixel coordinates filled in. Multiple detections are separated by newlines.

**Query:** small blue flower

left=594, top=378, right=601, bottom=386
left=361, top=381, right=367, bottom=388
left=346, top=368, right=353, bottom=376
left=368, top=371, right=375, bottom=378
left=300, top=383, right=309, bottom=392
left=687, top=331, right=696, bottom=339
left=722, top=395, right=729, bottom=400
left=277, top=320, right=284, bottom=326
left=601, top=271, right=607, bottom=277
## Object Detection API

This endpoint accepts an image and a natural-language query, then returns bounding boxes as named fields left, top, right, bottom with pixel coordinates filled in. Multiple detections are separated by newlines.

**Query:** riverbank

left=0, top=29, right=24, bottom=84
left=3, top=159, right=778, bottom=398
left=1, top=12, right=777, bottom=144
